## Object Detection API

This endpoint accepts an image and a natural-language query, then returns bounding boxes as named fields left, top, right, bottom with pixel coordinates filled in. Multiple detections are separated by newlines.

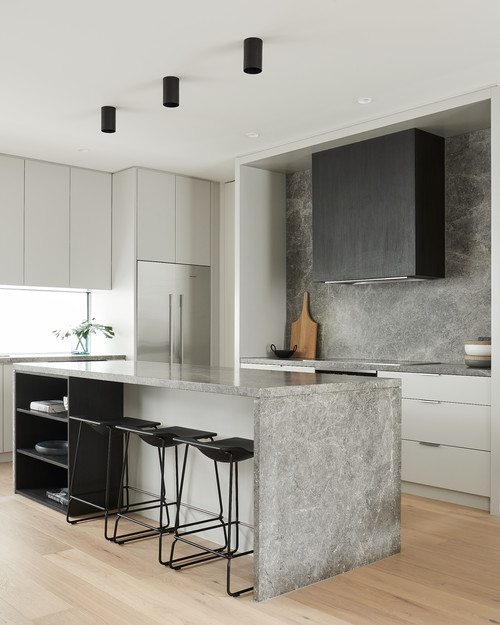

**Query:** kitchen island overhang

left=13, top=360, right=401, bottom=602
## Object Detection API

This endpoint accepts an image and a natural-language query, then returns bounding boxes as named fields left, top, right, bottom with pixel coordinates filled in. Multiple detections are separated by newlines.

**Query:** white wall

left=219, top=181, right=236, bottom=367
left=91, top=168, right=137, bottom=359
left=210, top=182, right=221, bottom=366
left=489, top=86, right=500, bottom=515
left=236, top=167, right=286, bottom=364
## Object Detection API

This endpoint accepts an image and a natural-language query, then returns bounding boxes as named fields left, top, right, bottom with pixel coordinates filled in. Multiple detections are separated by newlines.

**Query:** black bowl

left=270, top=344, right=297, bottom=359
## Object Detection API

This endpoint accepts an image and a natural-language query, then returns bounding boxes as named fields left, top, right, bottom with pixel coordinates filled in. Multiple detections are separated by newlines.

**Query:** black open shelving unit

left=14, top=371, right=124, bottom=515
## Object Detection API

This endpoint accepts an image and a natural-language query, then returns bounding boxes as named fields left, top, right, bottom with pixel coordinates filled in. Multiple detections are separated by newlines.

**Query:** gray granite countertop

left=241, top=357, right=491, bottom=377
left=14, top=360, right=400, bottom=398
left=0, top=353, right=126, bottom=364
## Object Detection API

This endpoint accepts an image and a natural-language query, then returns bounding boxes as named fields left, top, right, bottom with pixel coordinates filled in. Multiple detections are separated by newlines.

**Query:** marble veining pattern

left=14, top=360, right=400, bottom=398
left=286, top=129, right=491, bottom=362
left=254, top=385, right=401, bottom=601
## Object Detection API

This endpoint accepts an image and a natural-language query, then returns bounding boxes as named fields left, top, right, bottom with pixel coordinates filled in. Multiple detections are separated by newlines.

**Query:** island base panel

left=254, top=386, right=401, bottom=601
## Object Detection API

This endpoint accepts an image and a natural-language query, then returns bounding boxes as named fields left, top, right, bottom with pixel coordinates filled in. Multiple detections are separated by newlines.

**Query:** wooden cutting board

left=290, top=292, right=318, bottom=359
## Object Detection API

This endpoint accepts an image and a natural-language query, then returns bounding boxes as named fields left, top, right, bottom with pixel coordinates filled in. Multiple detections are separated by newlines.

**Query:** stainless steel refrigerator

left=137, top=261, right=210, bottom=365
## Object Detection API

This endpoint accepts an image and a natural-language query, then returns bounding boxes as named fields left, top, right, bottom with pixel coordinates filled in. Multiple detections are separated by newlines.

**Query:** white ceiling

left=1, top=0, right=499, bottom=182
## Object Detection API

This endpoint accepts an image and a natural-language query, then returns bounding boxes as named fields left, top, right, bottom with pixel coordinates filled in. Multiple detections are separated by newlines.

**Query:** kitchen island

left=13, top=360, right=401, bottom=601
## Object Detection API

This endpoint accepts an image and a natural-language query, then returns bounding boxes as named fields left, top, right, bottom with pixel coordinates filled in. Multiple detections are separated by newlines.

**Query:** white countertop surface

left=14, top=360, right=400, bottom=398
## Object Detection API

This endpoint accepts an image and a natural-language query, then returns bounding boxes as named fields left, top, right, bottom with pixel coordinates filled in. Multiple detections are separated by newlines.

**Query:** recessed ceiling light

left=245, top=131, right=260, bottom=138
left=357, top=97, right=372, bottom=105
left=77, top=148, right=90, bottom=153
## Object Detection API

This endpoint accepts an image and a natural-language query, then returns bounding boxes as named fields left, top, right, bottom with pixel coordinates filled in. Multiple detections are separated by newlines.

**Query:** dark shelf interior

left=14, top=371, right=125, bottom=516
left=17, top=448, right=68, bottom=469
left=17, top=408, right=68, bottom=422
left=16, top=487, right=68, bottom=512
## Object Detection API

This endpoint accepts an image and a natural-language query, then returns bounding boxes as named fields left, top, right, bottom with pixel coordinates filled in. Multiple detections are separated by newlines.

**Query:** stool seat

left=173, top=436, right=254, bottom=463
left=70, top=416, right=161, bottom=434
left=67, top=416, right=160, bottom=538
left=115, top=425, right=217, bottom=448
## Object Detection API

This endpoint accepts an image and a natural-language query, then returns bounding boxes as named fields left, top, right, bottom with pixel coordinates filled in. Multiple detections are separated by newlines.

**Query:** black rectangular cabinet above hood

left=312, top=128, right=445, bottom=284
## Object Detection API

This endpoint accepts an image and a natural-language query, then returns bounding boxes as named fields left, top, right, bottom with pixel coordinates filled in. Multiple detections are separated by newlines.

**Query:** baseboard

left=402, top=481, right=490, bottom=511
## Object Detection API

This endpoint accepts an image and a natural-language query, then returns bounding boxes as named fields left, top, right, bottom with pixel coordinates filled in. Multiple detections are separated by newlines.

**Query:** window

left=0, top=288, right=89, bottom=354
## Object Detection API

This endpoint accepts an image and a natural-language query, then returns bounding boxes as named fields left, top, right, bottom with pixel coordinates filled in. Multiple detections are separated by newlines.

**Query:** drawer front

left=402, top=399, right=490, bottom=451
left=379, top=371, right=491, bottom=405
left=402, top=440, right=490, bottom=496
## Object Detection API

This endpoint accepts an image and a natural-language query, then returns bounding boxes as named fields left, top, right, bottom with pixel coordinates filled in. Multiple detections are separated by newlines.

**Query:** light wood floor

left=0, top=461, right=499, bottom=625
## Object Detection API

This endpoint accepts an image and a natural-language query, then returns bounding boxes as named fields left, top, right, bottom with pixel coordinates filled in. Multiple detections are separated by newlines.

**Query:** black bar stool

left=169, top=436, right=254, bottom=597
left=112, top=424, right=217, bottom=564
left=67, top=416, right=161, bottom=539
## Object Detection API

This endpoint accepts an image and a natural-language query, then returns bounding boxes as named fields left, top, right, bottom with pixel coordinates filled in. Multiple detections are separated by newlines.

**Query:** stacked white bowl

left=464, top=337, right=491, bottom=368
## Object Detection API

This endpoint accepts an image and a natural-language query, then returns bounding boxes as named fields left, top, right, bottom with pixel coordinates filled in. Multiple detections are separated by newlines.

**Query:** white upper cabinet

left=0, top=155, right=24, bottom=286
left=70, top=168, right=112, bottom=289
left=137, top=169, right=176, bottom=263
left=136, top=169, right=211, bottom=266
left=0, top=156, right=112, bottom=290
left=25, top=160, right=70, bottom=287
left=175, top=175, right=211, bottom=266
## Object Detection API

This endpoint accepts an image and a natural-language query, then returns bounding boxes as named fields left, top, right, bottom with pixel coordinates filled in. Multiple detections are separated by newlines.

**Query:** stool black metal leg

left=113, top=431, right=131, bottom=542
left=226, top=459, right=252, bottom=597
left=103, top=426, right=114, bottom=539
left=214, top=459, right=228, bottom=549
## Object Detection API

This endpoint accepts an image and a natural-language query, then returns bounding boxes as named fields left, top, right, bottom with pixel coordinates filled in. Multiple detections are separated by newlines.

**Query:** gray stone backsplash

left=286, top=129, right=491, bottom=363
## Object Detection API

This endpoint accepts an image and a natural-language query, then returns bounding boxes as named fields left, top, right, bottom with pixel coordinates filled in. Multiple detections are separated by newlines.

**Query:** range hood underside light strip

left=324, top=276, right=430, bottom=285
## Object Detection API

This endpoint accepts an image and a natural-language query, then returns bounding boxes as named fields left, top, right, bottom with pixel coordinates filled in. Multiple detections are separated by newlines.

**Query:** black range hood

left=312, top=128, right=445, bottom=284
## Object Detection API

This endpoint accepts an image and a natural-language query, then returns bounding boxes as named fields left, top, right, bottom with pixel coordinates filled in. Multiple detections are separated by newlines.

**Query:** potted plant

left=53, top=318, right=115, bottom=354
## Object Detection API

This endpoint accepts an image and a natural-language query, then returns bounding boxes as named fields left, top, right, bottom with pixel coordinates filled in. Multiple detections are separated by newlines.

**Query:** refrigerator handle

left=169, top=293, right=173, bottom=364
left=179, top=293, right=184, bottom=364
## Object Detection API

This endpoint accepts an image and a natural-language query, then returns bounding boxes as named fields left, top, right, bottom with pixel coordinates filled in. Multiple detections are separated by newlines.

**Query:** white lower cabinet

left=0, top=364, right=12, bottom=454
left=379, top=371, right=491, bottom=504
left=0, top=365, right=3, bottom=452
left=402, top=440, right=490, bottom=497
left=2, top=365, right=13, bottom=453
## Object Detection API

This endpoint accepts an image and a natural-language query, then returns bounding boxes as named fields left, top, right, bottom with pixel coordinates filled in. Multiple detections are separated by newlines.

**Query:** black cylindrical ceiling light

left=101, top=106, right=116, bottom=133
left=243, top=37, right=263, bottom=74
left=163, top=76, right=179, bottom=108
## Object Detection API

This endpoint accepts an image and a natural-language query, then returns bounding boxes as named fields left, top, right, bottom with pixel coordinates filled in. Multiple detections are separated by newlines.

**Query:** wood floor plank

left=1, top=462, right=500, bottom=625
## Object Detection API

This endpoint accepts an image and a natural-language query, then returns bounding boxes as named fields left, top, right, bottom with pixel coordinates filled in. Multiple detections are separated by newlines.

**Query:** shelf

left=17, top=447, right=68, bottom=469
left=16, top=487, right=68, bottom=513
left=17, top=407, right=68, bottom=422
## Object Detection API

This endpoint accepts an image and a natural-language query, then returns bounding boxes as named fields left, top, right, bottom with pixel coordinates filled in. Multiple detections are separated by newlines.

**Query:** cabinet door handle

left=419, top=441, right=441, bottom=447
left=419, top=373, right=441, bottom=377
left=418, top=399, right=441, bottom=404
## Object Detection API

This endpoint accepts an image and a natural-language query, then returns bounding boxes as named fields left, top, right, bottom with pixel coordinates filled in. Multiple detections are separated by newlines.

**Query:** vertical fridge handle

left=179, top=294, right=184, bottom=364
left=169, top=294, right=173, bottom=364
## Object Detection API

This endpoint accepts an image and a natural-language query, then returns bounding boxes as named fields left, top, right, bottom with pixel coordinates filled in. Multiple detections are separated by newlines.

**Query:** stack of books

left=30, top=399, right=66, bottom=413
left=46, top=487, right=69, bottom=506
